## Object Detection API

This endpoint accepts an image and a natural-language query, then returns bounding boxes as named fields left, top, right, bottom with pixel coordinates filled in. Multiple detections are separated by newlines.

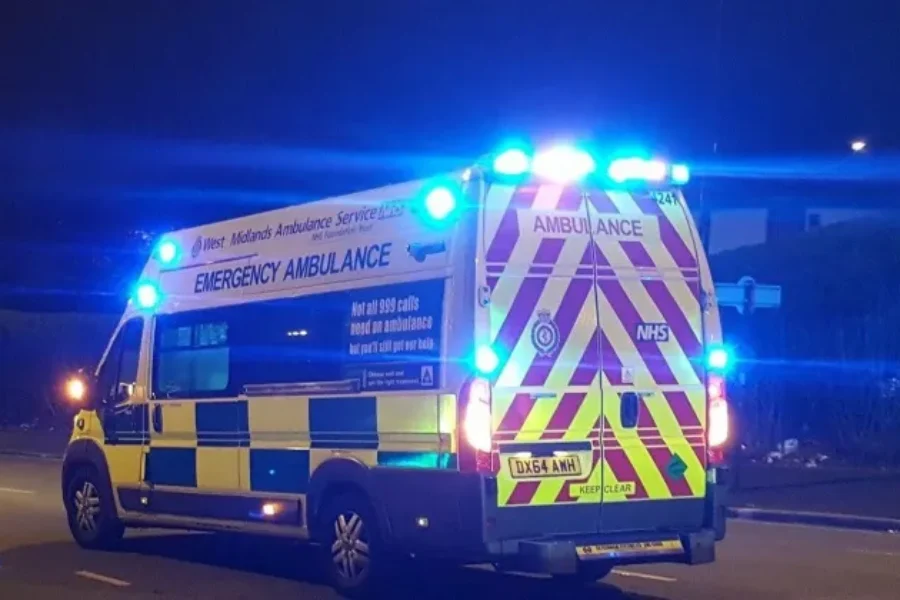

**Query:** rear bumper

left=368, top=467, right=726, bottom=568
left=490, top=529, right=716, bottom=575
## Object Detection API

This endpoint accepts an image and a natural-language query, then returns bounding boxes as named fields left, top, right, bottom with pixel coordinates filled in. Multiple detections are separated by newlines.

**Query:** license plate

left=576, top=539, right=683, bottom=560
left=507, top=455, right=583, bottom=479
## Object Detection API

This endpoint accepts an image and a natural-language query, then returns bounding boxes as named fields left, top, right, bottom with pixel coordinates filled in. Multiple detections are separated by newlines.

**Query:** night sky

left=1, top=1, right=898, bottom=308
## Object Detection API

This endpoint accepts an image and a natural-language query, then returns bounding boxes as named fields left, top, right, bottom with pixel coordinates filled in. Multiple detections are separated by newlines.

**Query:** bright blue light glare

left=608, top=157, right=642, bottom=183
left=492, top=149, right=530, bottom=176
left=707, top=347, right=730, bottom=371
left=424, top=187, right=457, bottom=221
left=671, top=163, right=691, bottom=184
left=134, top=281, right=162, bottom=310
left=645, top=159, right=667, bottom=182
left=475, top=345, right=500, bottom=375
left=532, top=146, right=596, bottom=182
left=608, top=157, right=669, bottom=183
left=155, top=239, right=179, bottom=265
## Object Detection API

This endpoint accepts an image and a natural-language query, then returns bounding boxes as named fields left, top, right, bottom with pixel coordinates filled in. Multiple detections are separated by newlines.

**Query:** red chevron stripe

left=664, top=391, right=702, bottom=429
left=631, top=192, right=698, bottom=269
left=540, top=393, right=586, bottom=440
left=637, top=398, right=693, bottom=497
left=485, top=185, right=539, bottom=264
left=496, top=393, right=537, bottom=434
left=555, top=447, right=602, bottom=502
left=506, top=480, right=540, bottom=505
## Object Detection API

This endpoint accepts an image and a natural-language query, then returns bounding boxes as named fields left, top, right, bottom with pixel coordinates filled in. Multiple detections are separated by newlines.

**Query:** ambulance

left=62, top=144, right=730, bottom=594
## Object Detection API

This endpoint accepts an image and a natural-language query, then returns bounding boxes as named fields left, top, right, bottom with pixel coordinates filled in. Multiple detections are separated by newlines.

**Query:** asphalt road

left=2, top=455, right=899, bottom=600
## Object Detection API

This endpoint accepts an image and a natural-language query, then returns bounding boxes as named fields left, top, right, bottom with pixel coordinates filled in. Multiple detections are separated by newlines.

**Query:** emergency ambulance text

left=193, top=242, right=392, bottom=294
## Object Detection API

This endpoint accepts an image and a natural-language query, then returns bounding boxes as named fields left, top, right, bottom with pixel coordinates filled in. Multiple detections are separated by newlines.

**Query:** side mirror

left=63, top=369, right=100, bottom=411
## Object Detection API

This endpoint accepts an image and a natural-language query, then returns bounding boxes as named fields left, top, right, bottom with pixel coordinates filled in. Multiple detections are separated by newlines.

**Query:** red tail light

left=458, top=377, right=493, bottom=473
left=707, top=374, right=729, bottom=465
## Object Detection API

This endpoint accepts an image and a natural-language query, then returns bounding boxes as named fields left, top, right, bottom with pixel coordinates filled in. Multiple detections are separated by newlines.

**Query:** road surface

left=2, top=455, right=899, bottom=599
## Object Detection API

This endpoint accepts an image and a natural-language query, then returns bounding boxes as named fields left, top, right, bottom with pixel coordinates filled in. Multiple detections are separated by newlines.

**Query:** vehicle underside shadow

left=0, top=532, right=670, bottom=599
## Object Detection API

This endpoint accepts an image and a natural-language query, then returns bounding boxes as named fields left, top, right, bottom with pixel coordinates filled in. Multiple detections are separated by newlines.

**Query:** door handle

left=620, top=392, right=639, bottom=429
left=152, top=405, right=163, bottom=434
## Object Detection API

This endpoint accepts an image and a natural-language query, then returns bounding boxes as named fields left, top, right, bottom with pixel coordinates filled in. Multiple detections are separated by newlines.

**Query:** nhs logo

left=635, top=322, right=670, bottom=342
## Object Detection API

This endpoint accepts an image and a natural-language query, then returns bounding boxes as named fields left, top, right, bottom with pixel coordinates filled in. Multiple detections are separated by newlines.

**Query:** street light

left=850, top=139, right=867, bottom=153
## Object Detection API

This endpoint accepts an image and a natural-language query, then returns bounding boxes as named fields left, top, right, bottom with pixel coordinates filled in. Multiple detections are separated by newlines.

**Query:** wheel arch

left=62, top=438, right=115, bottom=507
left=307, top=456, right=386, bottom=540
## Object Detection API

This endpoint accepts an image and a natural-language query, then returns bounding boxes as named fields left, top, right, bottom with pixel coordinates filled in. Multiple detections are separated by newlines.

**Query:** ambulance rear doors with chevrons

left=480, top=181, right=707, bottom=535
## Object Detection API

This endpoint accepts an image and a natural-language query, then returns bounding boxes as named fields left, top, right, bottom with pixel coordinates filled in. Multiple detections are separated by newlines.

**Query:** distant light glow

left=671, top=163, right=691, bottom=184
left=262, top=503, right=278, bottom=517
left=492, top=148, right=530, bottom=176
left=851, top=139, right=866, bottom=153
left=475, top=345, right=500, bottom=375
left=65, top=377, right=86, bottom=402
left=532, top=146, right=596, bottom=182
left=155, top=239, right=180, bottom=265
left=424, top=187, right=457, bottom=221
left=134, top=281, right=162, bottom=310
left=286, top=329, right=309, bottom=337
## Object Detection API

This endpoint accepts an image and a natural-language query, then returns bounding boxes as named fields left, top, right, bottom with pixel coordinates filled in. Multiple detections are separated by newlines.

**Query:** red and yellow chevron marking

left=482, top=183, right=708, bottom=508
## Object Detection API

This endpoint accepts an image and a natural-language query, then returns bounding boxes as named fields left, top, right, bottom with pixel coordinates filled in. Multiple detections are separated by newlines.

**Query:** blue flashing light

left=608, top=157, right=668, bottom=184
left=424, top=187, right=458, bottom=221
left=608, top=157, right=641, bottom=183
left=532, top=145, right=596, bottom=183
left=475, top=345, right=500, bottom=375
left=492, top=148, right=530, bottom=176
left=707, top=346, right=731, bottom=371
left=134, top=281, right=162, bottom=310
left=155, top=239, right=180, bottom=265
left=671, top=163, right=691, bottom=185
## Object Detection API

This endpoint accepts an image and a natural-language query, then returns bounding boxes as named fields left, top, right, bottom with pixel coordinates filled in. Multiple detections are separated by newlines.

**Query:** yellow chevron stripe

left=544, top=298, right=597, bottom=392
left=662, top=194, right=699, bottom=260
left=602, top=386, right=672, bottom=500
left=598, top=242, right=699, bottom=387
left=641, top=398, right=705, bottom=497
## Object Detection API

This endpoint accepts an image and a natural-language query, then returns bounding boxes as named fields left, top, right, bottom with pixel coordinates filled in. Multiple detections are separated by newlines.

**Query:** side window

left=148, top=279, right=442, bottom=396
left=96, top=319, right=144, bottom=405
left=154, top=315, right=230, bottom=398
left=233, top=293, right=349, bottom=387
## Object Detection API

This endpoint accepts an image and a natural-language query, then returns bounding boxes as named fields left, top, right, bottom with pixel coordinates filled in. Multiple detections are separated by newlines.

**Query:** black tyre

left=319, top=492, right=381, bottom=597
left=64, top=466, right=124, bottom=549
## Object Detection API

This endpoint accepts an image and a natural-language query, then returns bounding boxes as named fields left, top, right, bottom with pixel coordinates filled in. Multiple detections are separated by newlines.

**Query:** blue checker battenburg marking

left=309, top=396, right=378, bottom=449
left=250, top=449, right=310, bottom=494
left=147, top=448, right=197, bottom=487
left=195, top=400, right=249, bottom=447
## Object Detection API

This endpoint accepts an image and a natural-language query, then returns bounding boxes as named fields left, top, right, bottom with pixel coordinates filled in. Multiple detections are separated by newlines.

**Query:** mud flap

left=706, top=467, right=728, bottom=541
left=684, top=529, right=716, bottom=565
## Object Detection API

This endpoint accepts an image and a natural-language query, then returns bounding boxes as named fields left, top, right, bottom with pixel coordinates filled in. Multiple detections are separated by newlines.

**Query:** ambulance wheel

left=320, top=492, right=381, bottom=597
left=553, top=563, right=613, bottom=586
left=64, top=466, right=124, bottom=550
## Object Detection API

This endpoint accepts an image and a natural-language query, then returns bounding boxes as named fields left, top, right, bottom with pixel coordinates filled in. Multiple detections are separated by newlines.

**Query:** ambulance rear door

left=587, top=188, right=707, bottom=533
left=481, top=182, right=605, bottom=538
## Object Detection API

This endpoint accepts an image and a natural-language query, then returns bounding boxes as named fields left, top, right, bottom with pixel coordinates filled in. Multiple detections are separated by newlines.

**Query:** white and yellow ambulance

left=62, top=144, right=730, bottom=594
